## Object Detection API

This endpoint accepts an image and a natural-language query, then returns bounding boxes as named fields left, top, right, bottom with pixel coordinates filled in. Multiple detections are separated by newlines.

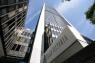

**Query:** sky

left=25, top=0, right=95, bottom=40
left=25, top=0, right=43, bottom=31
left=56, top=0, right=95, bottom=40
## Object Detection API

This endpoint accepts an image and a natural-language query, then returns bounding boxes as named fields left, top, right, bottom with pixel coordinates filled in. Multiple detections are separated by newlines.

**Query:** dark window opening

left=8, top=0, right=16, bottom=4
left=19, top=0, right=23, bottom=2
left=17, top=14, right=21, bottom=18
left=9, top=22, right=15, bottom=29
left=1, top=15, right=9, bottom=24
left=8, top=5, right=16, bottom=12
left=18, top=4, right=23, bottom=8
left=16, top=45, right=21, bottom=51
left=11, top=44, right=17, bottom=50
left=0, top=8, right=8, bottom=15
left=8, top=18, right=15, bottom=25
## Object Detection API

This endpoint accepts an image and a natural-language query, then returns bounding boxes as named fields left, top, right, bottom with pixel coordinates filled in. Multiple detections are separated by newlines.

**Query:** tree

left=85, top=2, right=95, bottom=24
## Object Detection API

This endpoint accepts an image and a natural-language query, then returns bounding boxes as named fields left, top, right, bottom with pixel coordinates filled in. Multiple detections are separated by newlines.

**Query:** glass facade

left=44, top=6, right=69, bottom=49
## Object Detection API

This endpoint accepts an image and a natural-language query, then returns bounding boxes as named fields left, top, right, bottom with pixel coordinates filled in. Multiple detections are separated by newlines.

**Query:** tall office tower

left=44, top=6, right=70, bottom=49
left=41, top=6, right=89, bottom=63
left=0, top=0, right=28, bottom=62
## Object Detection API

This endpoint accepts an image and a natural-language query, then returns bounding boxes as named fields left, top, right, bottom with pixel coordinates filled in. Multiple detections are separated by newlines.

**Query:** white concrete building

left=29, top=4, right=90, bottom=63
left=41, top=5, right=89, bottom=63
left=45, top=7, right=69, bottom=42
left=7, top=27, right=32, bottom=57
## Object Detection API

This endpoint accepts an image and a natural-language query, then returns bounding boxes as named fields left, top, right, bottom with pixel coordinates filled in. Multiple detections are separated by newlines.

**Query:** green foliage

left=85, top=3, right=95, bottom=24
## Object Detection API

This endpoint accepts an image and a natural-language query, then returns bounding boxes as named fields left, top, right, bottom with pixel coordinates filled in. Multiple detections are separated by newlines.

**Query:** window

left=19, top=0, right=23, bottom=2
left=8, top=0, right=16, bottom=4
left=1, top=21, right=8, bottom=29
left=17, top=37, right=21, bottom=41
left=0, top=10, right=2, bottom=16
left=18, top=4, right=23, bottom=8
left=8, top=18, right=15, bottom=25
left=8, top=6, right=16, bottom=12
left=4, top=31, right=13, bottom=42
left=11, top=44, right=17, bottom=50
left=4, top=30, right=11, bottom=38
left=24, top=39, right=28, bottom=43
left=24, top=32, right=27, bottom=36
left=0, top=8, right=8, bottom=16
left=17, top=14, right=21, bottom=18
left=22, top=31, right=30, bottom=37
left=15, top=33, right=18, bottom=36
left=9, top=23, right=15, bottom=29
left=1, top=15, right=9, bottom=25
left=0, top=0, right=8, bottom=5
left=22, top=13, right=25, bottom=17
left=16, top=45, right=21, bottom=51
left=27, top=33, right=30, bottom=37
left=20, top=45, right=25, bottom=52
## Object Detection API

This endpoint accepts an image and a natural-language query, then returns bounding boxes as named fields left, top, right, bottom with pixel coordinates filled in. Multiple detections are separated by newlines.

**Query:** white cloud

left=56, top=0, right=82, bottom=13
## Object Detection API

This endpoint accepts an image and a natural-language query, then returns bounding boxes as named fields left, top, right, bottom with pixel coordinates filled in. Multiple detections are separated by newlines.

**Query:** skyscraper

left=41, top=6, right=89, bottom=63
left=44, top=6, right=71, bottom=50
left=0, top=0, right=29, bottom=62
left=28, top=4, right=91, bottom=63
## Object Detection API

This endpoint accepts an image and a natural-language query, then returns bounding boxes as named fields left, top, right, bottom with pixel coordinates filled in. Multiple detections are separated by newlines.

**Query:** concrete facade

left=0, top=0, right=28, bottom=57
left=41, top=6, right=89, bottom=63
left=7, top=27, right=32, bottom=57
